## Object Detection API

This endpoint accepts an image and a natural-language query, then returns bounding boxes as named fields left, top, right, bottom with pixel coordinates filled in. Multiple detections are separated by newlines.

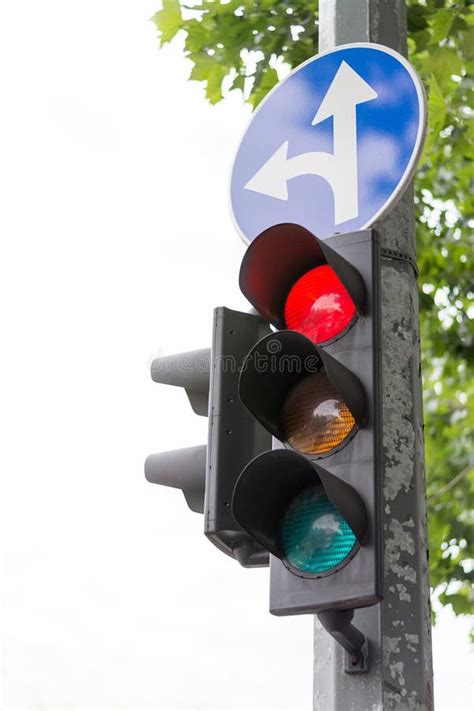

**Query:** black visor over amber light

left=239, top=331, right=366, bottom=457
left=239, top=223, right=366, bottom=345
left=231, top=449, right=367, bottom=578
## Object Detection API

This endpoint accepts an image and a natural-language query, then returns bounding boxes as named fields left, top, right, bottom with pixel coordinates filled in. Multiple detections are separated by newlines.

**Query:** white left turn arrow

left=244, top=61, right=378, bottom=225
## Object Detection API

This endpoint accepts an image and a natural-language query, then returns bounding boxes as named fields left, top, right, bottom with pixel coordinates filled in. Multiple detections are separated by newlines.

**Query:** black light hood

left=239, top=223, right=366, bottom=329
left=238, top=330, right=320, bottom=439
left=238, top=331, right=367, bottom=442
left=231, top=450, right=368, bottom=560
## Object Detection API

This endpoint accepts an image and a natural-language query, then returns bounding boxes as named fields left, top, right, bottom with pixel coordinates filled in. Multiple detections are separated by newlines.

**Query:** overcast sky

left=1, top=2, right=472, bottom=710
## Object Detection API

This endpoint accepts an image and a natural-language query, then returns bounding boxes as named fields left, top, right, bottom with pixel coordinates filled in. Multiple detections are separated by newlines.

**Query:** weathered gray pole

left=314, top=2, right=434, bottom=709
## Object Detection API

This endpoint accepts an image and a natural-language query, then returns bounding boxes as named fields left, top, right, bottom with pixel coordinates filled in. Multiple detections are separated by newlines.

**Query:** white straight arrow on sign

left=244, top=61, right=378, bottom=225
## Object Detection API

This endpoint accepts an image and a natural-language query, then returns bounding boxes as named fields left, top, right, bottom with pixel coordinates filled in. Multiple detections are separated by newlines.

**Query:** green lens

left=280, top=486, right=357, bottom=575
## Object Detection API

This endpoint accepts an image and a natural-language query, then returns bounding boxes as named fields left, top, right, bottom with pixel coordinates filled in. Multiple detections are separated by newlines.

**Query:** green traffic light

left=280, top=486, right=357, bottom=575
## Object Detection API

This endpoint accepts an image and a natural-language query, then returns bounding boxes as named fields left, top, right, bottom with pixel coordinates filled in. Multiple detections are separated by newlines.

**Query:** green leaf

left=412, top=29, right=433, bottom=52
left=231, top=73, right=245, bottom=92
left=188, top=52, right=214, bottom=82
left=407, top=4, right=431, bottom=31
left=438, top=588, right=474, bottom=616
left=205, top=63, right=229, bottom=104
left=429, top=8, right=454, bottom=44
left=424, top=73, right=447, bottom=156
left=423, top=47, right=463, bottom=89
left=152, top=0, right=182, bottom=45
left=460, top=26, right=474, bottom=60
left=183, top=19, right=211, bottom=53
left=248, top=67, right=279, bottom=108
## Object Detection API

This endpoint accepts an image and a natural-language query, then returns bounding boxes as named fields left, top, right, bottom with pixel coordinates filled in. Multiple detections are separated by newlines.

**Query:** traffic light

left=231, top=224, right=382, bottom=634
left=145, top=307, right=272, bottom=567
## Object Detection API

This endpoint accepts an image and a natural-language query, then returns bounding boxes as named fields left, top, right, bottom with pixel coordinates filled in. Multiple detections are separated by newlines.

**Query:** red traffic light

left=239, top=223, right=365, bottom=345
left=284, top=264, right=357, bottom=344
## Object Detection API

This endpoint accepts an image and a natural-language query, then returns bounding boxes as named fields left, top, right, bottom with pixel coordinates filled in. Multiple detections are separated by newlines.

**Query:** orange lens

left=281, top=372, right=355, bottom=455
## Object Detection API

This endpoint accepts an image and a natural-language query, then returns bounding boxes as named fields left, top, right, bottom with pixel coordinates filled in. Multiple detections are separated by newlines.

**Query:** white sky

left=0, top=2, right=472, bottom=710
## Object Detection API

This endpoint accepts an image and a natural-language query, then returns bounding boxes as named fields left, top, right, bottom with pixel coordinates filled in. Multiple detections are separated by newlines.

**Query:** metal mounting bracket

left=344, top=638, right=369, bottom=674
left=317, top=609, right=370, bottom=674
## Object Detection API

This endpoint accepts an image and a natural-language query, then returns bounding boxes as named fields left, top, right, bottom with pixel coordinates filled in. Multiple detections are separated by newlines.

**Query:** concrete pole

left=314, top=2, right=434, bottom=709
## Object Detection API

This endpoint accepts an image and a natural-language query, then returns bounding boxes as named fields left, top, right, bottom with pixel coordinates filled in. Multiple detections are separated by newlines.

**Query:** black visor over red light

left=239, top=223, right=366, bottom=345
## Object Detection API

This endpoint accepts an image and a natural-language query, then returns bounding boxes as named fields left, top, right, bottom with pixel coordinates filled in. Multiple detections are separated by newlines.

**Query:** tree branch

left=431, top=464, right=473, bottom=500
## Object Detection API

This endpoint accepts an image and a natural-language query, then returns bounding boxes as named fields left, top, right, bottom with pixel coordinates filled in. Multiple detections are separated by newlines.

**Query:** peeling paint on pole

left=315, top=2, right=433, bottom=709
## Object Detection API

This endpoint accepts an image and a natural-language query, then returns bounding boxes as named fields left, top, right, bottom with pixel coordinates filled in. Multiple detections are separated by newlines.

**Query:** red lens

left=284, top=265, right=356, bottom=344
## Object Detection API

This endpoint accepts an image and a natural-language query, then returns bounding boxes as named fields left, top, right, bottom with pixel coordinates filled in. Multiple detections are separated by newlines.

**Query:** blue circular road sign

left=231, top=43, right=427, bottom=243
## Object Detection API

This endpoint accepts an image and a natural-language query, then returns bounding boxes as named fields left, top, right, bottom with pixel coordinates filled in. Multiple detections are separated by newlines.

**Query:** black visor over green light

left=231, top=450, right=367, bottom=578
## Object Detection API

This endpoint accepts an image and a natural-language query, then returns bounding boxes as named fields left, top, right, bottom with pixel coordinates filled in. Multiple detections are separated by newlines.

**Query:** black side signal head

left=238, top=331, right=366, bottom=457
left=231, top=450, right=367, bottom=579
left=239, top=223, right=366, bottom=344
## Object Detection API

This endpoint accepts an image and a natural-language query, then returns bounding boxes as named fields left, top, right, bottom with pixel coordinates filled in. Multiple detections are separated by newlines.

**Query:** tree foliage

left=153, top=0, right=474, bottom=623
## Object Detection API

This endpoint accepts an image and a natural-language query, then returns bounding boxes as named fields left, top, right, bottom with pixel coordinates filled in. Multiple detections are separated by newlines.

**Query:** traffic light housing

left=204, top=306, right=272, bottom=566
left=145, top=307, right=272, bottom=567
left=232, top=224, right=382, bottom=616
